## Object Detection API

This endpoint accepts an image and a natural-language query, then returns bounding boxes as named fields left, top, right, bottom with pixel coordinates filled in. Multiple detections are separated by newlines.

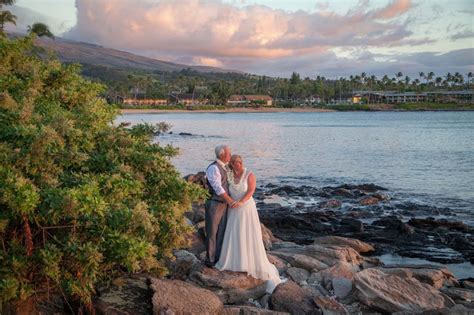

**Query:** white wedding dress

left=215, top=168, right=282, bottom=293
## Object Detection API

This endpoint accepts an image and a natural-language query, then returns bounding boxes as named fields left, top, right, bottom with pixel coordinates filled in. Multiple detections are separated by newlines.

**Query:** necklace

left=233, top=170, right=244, bottom=184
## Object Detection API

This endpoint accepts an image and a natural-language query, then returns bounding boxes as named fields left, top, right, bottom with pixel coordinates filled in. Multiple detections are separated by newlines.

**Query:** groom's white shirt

left=207, top=159, right=226, bottom=196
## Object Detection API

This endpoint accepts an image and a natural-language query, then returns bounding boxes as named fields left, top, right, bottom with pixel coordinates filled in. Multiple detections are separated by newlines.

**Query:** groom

left=204, top=144, right=235, bottom=267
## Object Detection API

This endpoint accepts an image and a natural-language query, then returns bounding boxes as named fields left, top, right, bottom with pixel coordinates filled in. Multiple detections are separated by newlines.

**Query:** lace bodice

left=228, top=168, right=252, bottom=201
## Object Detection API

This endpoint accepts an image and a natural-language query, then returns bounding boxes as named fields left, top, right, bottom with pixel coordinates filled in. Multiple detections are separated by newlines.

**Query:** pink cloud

left=373, top=0, right=413, bottom=20
left=65, top=0, right=421, bottom=71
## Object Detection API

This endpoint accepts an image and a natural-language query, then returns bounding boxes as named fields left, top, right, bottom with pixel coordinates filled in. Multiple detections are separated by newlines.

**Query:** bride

left=215, top=155, right=282, bottom=293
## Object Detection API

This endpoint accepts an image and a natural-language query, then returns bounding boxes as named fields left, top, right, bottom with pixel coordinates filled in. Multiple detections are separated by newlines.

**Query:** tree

left=396, top=72, right=403, bottom=92
left=0, top=35, right=204, bottom=311
left=0, top=9, right=15, bottom=33
left=27, top=22, right=54, bottom=39
left=426, top=72, right=434, bottom=86
left=290, top=72, right=301, bottom=85
left=419, top=72, right=425, bottom=83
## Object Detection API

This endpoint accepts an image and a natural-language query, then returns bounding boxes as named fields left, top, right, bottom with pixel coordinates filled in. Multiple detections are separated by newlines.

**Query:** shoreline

left=120, top=107, right=474, bottom=114
left=120, top=107, right=335, bottom=114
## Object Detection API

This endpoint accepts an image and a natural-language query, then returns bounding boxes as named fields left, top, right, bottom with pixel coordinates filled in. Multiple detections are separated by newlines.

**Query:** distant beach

left=120, top=107, right=335, bottom=114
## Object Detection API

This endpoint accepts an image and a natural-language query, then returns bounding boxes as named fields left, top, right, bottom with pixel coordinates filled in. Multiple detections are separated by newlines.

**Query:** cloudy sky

left=8, top=0, right=474, bottom=78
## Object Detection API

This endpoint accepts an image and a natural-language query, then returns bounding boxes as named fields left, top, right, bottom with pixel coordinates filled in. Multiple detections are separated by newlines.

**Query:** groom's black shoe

left=204, top=261, right=214, bottom=268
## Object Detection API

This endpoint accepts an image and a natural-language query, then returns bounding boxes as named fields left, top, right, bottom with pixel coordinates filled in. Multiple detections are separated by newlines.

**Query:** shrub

left=0, top=35, right=204, bottom=310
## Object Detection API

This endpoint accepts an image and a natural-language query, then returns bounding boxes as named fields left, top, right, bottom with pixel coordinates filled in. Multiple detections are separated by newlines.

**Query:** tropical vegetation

left=0, top=34, right=204, bottom=312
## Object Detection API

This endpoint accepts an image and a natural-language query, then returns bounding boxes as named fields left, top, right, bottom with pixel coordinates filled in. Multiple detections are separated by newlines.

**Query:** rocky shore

left=76, top=175, right=474, bottom=315
left=28, top=176, right=473, bottom=315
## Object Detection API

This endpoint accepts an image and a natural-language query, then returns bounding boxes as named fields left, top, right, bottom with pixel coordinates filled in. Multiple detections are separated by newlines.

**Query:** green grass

left=186, top=105, right=227, bottom=110
left=318, top=104, right=373, bottom=111
left=394, top=102, right=474, bottom=110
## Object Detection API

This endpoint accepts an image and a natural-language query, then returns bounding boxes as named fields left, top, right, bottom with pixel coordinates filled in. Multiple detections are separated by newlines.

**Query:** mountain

left=33, top=36, right=242, bottom=74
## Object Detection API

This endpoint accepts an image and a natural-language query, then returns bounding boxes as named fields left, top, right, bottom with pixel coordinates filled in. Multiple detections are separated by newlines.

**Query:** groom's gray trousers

left=205, top=199, right=228, bottom=265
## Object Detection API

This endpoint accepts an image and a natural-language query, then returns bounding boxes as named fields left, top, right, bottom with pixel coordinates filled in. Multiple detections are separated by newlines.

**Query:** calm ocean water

left=117, top=111, right=474, bottom=216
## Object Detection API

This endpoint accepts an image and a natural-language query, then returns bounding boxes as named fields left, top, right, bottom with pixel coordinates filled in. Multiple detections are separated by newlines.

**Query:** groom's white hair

left=215, top=145, right=229, bottom=159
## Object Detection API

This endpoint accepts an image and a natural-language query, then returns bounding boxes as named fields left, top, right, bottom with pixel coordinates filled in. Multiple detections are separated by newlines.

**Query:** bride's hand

left=231, top=200, right=243, bottom=208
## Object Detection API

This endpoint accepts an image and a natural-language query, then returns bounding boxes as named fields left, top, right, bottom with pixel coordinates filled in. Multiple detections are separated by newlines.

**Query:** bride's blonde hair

left=229, top=154, right=242, bottom=171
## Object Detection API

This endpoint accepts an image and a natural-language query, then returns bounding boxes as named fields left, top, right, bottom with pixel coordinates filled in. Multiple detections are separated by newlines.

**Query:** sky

left=7, top=0, right=474, bottom=78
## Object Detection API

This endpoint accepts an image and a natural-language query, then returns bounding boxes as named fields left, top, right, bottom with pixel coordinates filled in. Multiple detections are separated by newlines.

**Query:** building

left=169, top=93, right=209, bottom=106
left=227, top=95, right=273, bottom=106
left=352, top=94, right=362, bottom=104
left=352, top=90, right=473, bottom=104
left=122, top=98, right=168, bottom=106
left=227, top=95, right=247, bottom=106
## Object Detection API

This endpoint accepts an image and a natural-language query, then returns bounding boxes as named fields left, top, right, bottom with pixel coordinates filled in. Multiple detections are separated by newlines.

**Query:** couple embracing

left=204, top=145, right=282, bottom=293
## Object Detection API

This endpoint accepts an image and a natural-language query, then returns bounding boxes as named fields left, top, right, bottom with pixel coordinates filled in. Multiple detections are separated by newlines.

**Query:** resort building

left=227, top=95, right=273, bottom=106
left=352, top=90, right=473, bottom=104
left=122, top=98, right=168, bottom=106
left=169, top=93, right=209, bottom=106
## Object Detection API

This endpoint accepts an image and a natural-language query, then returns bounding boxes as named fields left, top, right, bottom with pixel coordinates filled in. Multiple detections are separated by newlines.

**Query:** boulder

left=261, top=223, right=280, bottom=250
left=332, top=278, right=354, bottom=300
left=331, top=188, right=354, bottom=198
left=291, top=254, right=329, bottom=272
left=339, top=218, right=364, bottom=233
left=461, top=280, right=474, bottom=290
left=223, top=305, right=290, bottom=315
left=313, top=236, right=374, bottom=254
left=359, top=196, right=380, bottom=206
left=150, top=278, right=223, bottom=315
left=379, top=265, right=459, bottom=289
left=377, top=267, right=413, bottom=280
left=319, top=200, right=342, bottom=209
left=304, top=244, right=365, bottom=267
left=268, top=247, right=306, bottom=264
left=189, top=267, right=267, bottom=304
left=166, top=250, right=200, bottom=280
left=287, top=267, right=310, bottom=284
left=267, top=254, right=288, bottom=273
left=93, top=275, right=152, bottom=315
left=184, top=203, right=206, bottom=223
left=354, top=269, right=448, bottom=313
left=316, top=262, right=357, bottom=298
left=441, top=287, right=474, bottom=302
left=184, top=229, right=207, bottom=256
left=313, top=296, right=349, bottom=315
left=270, top=281, right=318, bottom=314
left=183, top=172, right=207, bottom=187
left=272, top=241, right=303, bottom=250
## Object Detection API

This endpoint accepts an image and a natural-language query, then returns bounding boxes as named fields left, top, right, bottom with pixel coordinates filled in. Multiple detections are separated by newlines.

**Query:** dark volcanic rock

left=93, top=275, right=153, bottom=315
left=270, top=281, right=318, bottom=314
left=337, top=183, right=387, bottom=192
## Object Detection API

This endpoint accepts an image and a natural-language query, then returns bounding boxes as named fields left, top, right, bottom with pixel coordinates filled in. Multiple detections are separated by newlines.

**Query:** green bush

left=0, top=35, right=204, bottom=310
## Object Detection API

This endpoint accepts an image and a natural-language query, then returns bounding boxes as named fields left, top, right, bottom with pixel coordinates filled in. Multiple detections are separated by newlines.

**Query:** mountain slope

left=34, top=36, right=242, bottom=74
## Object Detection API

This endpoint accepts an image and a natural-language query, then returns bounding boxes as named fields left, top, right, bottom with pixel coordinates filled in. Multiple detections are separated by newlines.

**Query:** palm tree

left=395, top=72, right=403, bottom=92
left=0, top=0, right=16, bottom=11
left=467, top=72, right=473, bottom=89
left=445, top=73, right=453, bottom=89
left=419, top=72, right=425, bottom=84
left=0, top=10, right=15, bottom=33
left=426, top=72, right=434, bottom=87
left=404, top=76, right=410, bottom=86
left=27, top=22, right=54, bottom=39
left=454, top=72, right=464, bottom=88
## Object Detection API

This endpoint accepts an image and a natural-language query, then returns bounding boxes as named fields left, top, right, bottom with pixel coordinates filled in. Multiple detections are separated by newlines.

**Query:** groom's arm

left=206, top=165, right=235, bottom=205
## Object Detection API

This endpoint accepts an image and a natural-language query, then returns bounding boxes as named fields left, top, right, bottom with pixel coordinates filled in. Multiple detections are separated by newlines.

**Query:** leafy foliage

left=0, top=35, right=204, bottom=309
left=27, top=22, right=54, bottom=39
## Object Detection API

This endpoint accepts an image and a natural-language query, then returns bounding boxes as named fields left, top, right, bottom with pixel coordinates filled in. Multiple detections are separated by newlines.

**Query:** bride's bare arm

left=232, top=172, right=256, bottom=208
